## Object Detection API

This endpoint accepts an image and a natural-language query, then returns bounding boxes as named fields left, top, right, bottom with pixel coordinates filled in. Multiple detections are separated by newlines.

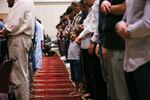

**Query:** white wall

left=0, top=0, right=8, bottom=21
left=0, top=0, right=10, bottom=13
left=0, top=0, right=73, bottom=40
left=34, top=1, right=71, bottom=40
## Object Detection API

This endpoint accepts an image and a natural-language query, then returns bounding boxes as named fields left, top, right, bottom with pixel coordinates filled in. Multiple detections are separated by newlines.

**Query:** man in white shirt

left=116, top=0, right=150, bottom=99
left=0, top=0, right=35, bottom=99
left=76, top=0, right=107, bottom=99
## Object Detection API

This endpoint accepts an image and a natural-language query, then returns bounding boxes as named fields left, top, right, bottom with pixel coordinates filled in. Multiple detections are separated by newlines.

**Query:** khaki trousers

left=8, top=34, right=32, bottom=100
left=104, top=50, right=130, bottom=100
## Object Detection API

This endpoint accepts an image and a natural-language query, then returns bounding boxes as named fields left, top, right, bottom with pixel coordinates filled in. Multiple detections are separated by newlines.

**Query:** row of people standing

left=56, top=0, right=150, bottom=100
left=56, top=0, right=107, bottom=99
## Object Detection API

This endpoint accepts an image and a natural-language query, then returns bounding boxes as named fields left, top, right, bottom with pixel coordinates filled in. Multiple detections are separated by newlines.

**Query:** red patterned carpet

left=31, top=54, right=81, bottom=100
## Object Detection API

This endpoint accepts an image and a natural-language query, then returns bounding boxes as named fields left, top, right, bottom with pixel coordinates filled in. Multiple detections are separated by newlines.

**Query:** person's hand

left=95, top=44, right=99, bottom=57
left=77, top=24, right=84, bottom=31
left=101, top=0, right=111, bottom=14
left=0, top=34, right=4, bottom=38
left=75, top=35, right=83, bottom=44
left=74, top=24, right=84, bottom=34
left=0, top=30, right=2, bottom=33
left=116, top=21, right=129, bottom=39
left=102, top=47, right=108, bottom=59
left=0, top=30, right=4, bottom=38
left=88, top=43, right=95, bottom=55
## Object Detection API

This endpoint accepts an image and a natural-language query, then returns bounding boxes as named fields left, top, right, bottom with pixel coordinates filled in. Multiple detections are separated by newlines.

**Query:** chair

left=0, top=58, right=16, bottom=93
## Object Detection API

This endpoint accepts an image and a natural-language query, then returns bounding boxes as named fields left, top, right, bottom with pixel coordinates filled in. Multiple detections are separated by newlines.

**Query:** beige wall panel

left=35, top=2, right=71, bottom=40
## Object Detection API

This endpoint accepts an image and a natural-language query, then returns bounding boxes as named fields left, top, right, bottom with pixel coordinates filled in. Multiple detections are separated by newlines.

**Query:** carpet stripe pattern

left=31, top=55, right=81, bottom=100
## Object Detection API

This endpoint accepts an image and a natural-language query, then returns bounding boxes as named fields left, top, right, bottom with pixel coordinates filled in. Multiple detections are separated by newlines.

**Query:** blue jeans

left=69, top=60, right=81, bottom=85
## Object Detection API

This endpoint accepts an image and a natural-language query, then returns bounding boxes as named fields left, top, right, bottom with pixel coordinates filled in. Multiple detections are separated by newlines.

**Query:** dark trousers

left=69, top=60, right=81, bottom=85
left=57, top=39, right=63, bottom=56
left=125, top=61, right=150, bottom=100
left=81, top=49, right=107, bottom=100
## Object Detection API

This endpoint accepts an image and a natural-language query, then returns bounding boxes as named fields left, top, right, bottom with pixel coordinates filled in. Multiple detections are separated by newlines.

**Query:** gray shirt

left=123, top=0, right=150, bottom=72
left=67, top=42, right=80, bottom=60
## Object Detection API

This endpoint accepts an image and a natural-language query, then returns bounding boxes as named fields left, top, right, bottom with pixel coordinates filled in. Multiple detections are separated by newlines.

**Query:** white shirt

left=123, top=0, right=150, bottom=72
left=5, top=0, right=35, bottom=38
left=79, top=0, right=99, bottom=49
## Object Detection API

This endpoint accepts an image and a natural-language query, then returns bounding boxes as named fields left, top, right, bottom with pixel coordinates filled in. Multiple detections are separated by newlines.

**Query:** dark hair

left=79, top=0, right=84, bottom=4
left=56, top=23, right=61, bottom=28
left=71, top=1, right=79, bottom=7
left=64, top=6, right=74, bottom=15
left=0, top=19, right=3, bottom=22
left=36, top=18, right=41, bottom=23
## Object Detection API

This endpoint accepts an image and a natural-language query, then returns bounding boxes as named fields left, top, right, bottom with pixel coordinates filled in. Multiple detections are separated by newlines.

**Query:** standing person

left=100, top=0, right=130, bottom=100
left=34, top=19, right=44, bottom=72
left=67, top=32, right=81, bottom=95
left=0, top=0, right=35, bottom=99
left=76, top=0, right=107, bottom=99
left=116, top=0, right=150, bottom=100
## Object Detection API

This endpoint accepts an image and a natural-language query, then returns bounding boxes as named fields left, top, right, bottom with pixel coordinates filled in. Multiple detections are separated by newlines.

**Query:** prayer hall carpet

left=31, top=54, right=81, bottom=100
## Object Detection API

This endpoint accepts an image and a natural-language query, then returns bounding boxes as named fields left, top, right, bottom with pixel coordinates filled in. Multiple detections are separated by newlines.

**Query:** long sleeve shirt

left=79, top=0, right=99, bottom=49
left=123, top=0, right=150, bottom=72
left=4, top=0, right=35, bottom=38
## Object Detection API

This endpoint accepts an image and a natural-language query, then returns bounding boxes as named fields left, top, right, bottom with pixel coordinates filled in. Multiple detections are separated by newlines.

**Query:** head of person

left=64, top=6, right=76, bottom=20
left=80, top=0, right=89, bottom=14
left=7, top=0, right=15, bottom=8
left=69, top=11, right=76, bottom=20
left=60, top=14, right=69, bottom=27
left=84, top=0, right=95, bottom=7
left=64, top=6, right=74, bottom=16
left=71, top=1, right=81, bottom=14
left=70, top=31, right=77, bottom=41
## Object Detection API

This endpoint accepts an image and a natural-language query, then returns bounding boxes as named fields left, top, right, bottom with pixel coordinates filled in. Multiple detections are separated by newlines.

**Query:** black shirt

left=102, top=0, right=125, bottom=50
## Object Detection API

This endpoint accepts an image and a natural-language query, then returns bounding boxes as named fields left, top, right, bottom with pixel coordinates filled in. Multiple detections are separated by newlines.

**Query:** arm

left=81, top=0, right=99, bottom=37
left=110, top=1, right=126, bottom=15
left=100, top=0, right=111, bottom=14
left=127, top=0, right=150, bottom=38
left=5, top=4, right=24, bottom=33
left=0, top=28, right=11, bottom=35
